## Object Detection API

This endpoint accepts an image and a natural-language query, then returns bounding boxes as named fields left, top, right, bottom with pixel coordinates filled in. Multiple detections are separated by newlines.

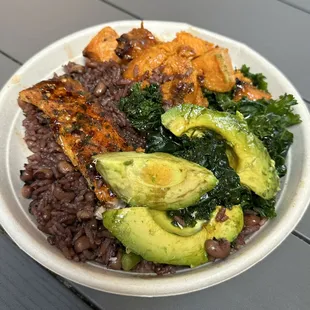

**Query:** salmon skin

left=19, top=76, right=132, bottom=205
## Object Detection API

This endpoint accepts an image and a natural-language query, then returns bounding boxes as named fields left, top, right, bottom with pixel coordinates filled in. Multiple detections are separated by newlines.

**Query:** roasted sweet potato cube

left=160, top=54, right=206, bottom=106
left=115, top=27, right=158, bottom=61
left=234, top=70, right=252, bottom=84
left=173, top=31, right=214, bottom=59
left=83, top=26, right=120, bottom=63
left=234, top=83, right=272, bottom=101
left=123, top=43, right=175, bottom=80
left=193, top=47, right=235, bottom=92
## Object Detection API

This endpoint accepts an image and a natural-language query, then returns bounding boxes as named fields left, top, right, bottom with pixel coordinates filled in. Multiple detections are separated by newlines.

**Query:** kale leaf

left=203, top=91, right=301, bottom=177
left=119, top=83, right=164, bottom=132
left=145, top=126, right=182, bottom=153
left=147, top=129, right=277, bottom=224
left=120, top=82, right=300, bottom=224
left=240, top=64, right=268, bottom=91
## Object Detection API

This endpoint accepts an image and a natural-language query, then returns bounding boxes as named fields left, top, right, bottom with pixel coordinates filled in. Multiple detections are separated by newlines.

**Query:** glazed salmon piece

left=83, top=26, right=120, bottom=63
left=19, top=76, right=132, bottom=205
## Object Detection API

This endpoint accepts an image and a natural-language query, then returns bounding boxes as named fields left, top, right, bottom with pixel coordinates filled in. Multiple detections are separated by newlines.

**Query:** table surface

left=1, top=1, right=310, bottom=309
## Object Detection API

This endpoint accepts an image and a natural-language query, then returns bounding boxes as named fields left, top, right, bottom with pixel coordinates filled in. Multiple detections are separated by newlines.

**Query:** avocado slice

left=103, top=205, right=244, bottom=267
left=103, top=207, right=208, bottom=267
left=149, top=205, right=243, bottom=240
left=94, top=152, right=218, bottom=210
left=162, top=104, right=280, bottom=199
left=207, top=205, right=244, bottom=242
left=149, top=209, right=206, bottom=236
left=121, top=252, right=142, bottom=271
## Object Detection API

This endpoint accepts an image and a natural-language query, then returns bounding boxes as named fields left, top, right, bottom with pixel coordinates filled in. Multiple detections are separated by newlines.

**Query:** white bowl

left=0, top=20, right=310, bottom=297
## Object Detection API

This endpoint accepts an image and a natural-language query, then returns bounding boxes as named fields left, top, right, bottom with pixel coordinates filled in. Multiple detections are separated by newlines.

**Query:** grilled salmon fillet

left=19, top=76, right=132, bottom=205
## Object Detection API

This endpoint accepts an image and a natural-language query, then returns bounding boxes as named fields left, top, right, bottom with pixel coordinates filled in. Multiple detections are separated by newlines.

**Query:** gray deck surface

left=0, top=0, right=309, bottom=309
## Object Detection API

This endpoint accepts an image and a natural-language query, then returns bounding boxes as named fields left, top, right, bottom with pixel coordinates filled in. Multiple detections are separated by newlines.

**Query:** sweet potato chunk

left=123, top=43, right=175, bottom=80
left=123, top=32, right=215, bottom=81
left=234, top=70, right=252, bottom=84
left=161, top=55, right=206, bottom=106
left=115, top=27, right=158, bottom=61
left=161, top=76, right=206, bottom=107
left=193, top=47, right=235, bottom=92
left=83, top=26, right=120, bottom=63
left=173, top=31, right=214, bottom=59
left=234, top=83, right=272, bottom=101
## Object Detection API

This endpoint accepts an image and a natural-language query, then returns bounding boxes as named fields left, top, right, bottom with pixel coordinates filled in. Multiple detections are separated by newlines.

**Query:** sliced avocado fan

left=103, top=207, right=208, bottom=267
left=103, top=205, right=244, bottom=267
left=161, top=104, right=280, bottom=199
left=93, top=152, right=218, bottom=210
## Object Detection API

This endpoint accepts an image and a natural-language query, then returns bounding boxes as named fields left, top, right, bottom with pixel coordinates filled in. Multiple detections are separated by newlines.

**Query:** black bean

left=83, top=249, right=96, bottom=260
left=53, top=186, right=75, bottom=202
left=57, top=161, right=74, bottom=174
left=94, top=81, right=107, bottom=97
left=244, top=215, right=261, bottom=227
left=74, top=236, right=91, bottom=253
left=205, top=239, right=231, bottom=259
left=77, top=209, right=93, bottom=221
left=86, top=59, right=99, bottom=68
left=242, top=225, right=260, bottom=236
left=21, top=185, right=33, bottom=198
left=68, top=64, right=85, bottom=74
left=37, top=224, right=51, bottom=234
left=20, top=170, right=33, bottom=182
left=33, top=168, right=54, bottom=180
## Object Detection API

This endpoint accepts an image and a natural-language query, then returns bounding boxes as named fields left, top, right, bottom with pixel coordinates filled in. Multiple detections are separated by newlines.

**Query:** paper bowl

left=0, top=20, right=310, bottom=297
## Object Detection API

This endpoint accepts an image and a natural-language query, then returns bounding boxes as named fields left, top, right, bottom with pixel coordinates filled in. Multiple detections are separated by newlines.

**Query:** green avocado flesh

left=207, top=205, right=244, bottom=242
left=103, top=205, right=244, bottom=267
left=94, top=152, right=218, bottom=210
left=103, top=207, right=208, bottom=267
left=150, top=205, right=243, bottom=240
left=149, top=209, right=206, bottom=236
left=161, top=104, right=280, bottom=199
left=121, top=252, right=142, bottom=271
